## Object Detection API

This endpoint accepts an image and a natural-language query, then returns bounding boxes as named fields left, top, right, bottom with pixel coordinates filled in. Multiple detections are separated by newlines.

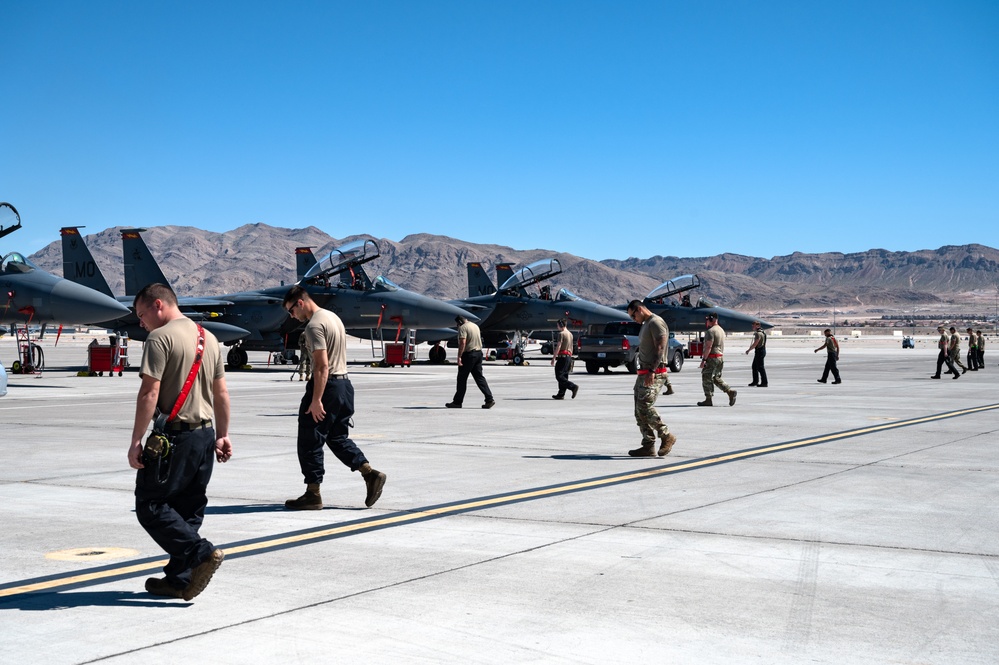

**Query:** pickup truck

left=577, top=321, right=685, bottom=374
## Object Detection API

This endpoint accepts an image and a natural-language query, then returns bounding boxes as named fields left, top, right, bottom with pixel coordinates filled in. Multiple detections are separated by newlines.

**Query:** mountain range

left=25, top=224, right=999, bottom=315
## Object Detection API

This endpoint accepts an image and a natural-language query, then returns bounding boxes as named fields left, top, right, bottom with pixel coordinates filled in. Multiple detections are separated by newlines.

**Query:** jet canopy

left=498, top=258, right=562, bottom=293
left=0, top=202, right=22, bottom=241
left=555, top=288, right=579, bottom=302
left=304, top=239, right=379, bottom=281
left=646, top=274, right=701, bottom=304
left=372, top=275, right=399, bottom=292
left=1, top=252, right=35, bottom=275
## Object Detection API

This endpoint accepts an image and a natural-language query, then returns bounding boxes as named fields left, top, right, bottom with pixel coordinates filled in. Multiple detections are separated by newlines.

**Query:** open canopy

left=304, top=239, right=380, bottom=281
left=645, top=274, right=701, bottom=303
left=498, top=258, right=562, bottom=292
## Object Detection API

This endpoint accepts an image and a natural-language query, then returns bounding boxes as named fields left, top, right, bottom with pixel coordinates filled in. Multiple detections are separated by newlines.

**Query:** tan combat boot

left=658, top=432, right=676, bottom=456
left=728, top=389, right=737, bottom=406
left=285, top=483, right=323, bottom=510
left=628, top=442, right=657, bottom=457
left=697, top=396, right=713, bottom=407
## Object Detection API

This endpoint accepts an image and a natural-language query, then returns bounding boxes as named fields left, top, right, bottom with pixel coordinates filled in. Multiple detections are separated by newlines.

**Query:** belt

left=328, top=374, right=349, bottom=381
left=557, top=351, right=572, bottom=356
left=637, top=368, right=669, bottom=375
left=165, top=419, right=212, bottom=432
left=707, top=354, right=723, bottom=358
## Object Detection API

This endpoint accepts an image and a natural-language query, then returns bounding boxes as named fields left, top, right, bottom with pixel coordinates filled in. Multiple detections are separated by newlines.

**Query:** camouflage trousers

left=701, top=357, right=731, bottom=396
left=634, top=373, right=670, bottom=444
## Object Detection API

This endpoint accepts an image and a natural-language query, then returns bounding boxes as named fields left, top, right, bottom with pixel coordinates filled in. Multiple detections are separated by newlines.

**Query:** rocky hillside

left=26, top=224, right=999, bottom=314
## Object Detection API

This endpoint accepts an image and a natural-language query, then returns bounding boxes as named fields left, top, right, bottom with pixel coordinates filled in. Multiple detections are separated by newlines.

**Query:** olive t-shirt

left=555, top=328, right=574, bottom=355
left=705, top=325, right=726, bottom=356
left=304, top=308, right=348, bottom=376
left=458, top=321, right=483, bottom=352
left=140, top=317, right=223, bottom=423
left=638, top=314, right=669, bottom=369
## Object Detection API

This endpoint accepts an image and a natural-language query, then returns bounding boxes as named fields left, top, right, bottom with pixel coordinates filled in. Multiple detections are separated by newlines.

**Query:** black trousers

left=298, top=377, right=367, bottom=485
left=935, top=350, right=958, bottom=376
left=978, top=348, right=985, bottom=369
left=554, top=355, right=577, bottom=396
left=967, top=350, right=979, bottom=370
left=452, top=350, right=493, bottom=405
left=751, top=348, right=768, bottom=386
left=135, top=426, right=216, bottom=589
left=820, top=354, right=840, bottom=382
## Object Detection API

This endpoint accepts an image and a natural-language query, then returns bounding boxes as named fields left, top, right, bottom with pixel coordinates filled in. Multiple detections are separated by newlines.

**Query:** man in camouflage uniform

left=698, top=313, right=737, bottom=406
left=931, top=325, right=959, bottom=379
left=626, top=300, right=677, bottom=458
left=948, top=327, right=967, bottom=374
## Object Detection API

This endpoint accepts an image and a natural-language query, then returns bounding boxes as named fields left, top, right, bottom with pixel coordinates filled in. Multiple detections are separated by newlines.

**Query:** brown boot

left=664, top=384, right=674, bottom=396
left=359, top=463, right=386, bottom=508
left=628, top=442, right=657, bottom=457
left=658, top=433, right=676, bottom=456
left=697, top=396, right=713, bottom=407
left=728, top=389, right=737, bottom=406
left=183, top=548, right=225, bottom=601
left=285, top=483, right=323, bottom=510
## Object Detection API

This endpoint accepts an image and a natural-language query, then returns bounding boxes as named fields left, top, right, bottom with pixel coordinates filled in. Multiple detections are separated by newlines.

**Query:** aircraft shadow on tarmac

left=2, top=591, right=179, bottom=611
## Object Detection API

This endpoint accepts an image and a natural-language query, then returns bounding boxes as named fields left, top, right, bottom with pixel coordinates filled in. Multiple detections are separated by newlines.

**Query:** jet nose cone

left=48, top=280, right=131, bottom=324
left=442, top=301, right=479, bottom=324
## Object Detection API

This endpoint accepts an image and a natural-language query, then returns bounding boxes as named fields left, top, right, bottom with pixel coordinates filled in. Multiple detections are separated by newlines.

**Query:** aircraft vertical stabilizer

left=295, top=247, right=317, bottom=281
left=122, top=229, right=170, bottom=295
left=466, top=262, right=496, bottom=298
left=60, top=227, right=115, bottom=297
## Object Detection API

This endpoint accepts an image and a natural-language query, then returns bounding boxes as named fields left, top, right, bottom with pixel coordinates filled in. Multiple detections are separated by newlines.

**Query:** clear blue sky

left=2, top=1, right=997, bottom=261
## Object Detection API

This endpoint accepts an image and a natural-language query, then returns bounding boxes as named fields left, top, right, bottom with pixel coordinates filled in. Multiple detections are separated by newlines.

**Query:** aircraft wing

left=177, top=297, right=236, bottom=307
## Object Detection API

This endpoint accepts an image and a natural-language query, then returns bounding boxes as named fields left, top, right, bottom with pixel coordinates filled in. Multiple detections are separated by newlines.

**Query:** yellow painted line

left=2, top=402, right=996, bottom=600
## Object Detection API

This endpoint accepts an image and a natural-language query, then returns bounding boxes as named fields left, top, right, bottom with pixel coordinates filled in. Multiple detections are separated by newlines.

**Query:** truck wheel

left=585, top=360, right=600, bottom=374
left=513, top=354, right=524, bottom=366
left=669, top=351, right=684, bottom=373
left=625, top=356, right=638, bottom=373
left=540, top=342, right=552, bottom=355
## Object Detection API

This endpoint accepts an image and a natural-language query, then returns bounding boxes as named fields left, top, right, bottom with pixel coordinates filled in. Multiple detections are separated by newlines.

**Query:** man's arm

left=308, top=348, right=330, bottom=422
left=456, top=338, right=467, bottom=366
left=746, top=334, right=759, bottom=354
left=647, top=333, right=667, bottom=386
left=701, top=336, right=713, bottom=365
left=212, top=376, right=233, bottom=463
left=129, top=375, right=160, bottom=469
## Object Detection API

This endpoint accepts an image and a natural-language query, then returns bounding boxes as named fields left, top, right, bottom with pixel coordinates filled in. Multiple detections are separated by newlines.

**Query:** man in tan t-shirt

left=445, top=315, right=495, bottom=409
left=550, top=319, right=578, bottom=400
left=698, top=314, right=736, bottom=406
left=129, top=283, right=232, bottom=601
left=282, top=285, right=386, bottom=510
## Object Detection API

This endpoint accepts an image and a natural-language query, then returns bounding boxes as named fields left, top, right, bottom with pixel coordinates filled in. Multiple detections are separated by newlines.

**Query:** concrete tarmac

left=1, top=334, right=997, bottom=664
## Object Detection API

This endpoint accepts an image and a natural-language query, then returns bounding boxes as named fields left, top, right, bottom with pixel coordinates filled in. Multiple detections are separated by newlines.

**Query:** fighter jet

left=122, top=231, right=478, bottom=368
left=1, top=205, right=130, bottom=328
left=640, top=274, right=772, bottom=333
left=451, top=259, right=629, bottom=357
left=59, top=227, right=250, bottom=343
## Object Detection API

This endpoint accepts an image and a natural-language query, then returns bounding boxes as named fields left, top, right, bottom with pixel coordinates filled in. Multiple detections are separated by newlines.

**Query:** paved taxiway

left=1, top=333, right=997, bottom=664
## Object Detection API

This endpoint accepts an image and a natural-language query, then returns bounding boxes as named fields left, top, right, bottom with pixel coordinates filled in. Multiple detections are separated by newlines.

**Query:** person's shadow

left=1, top=590, right=185, bottom=610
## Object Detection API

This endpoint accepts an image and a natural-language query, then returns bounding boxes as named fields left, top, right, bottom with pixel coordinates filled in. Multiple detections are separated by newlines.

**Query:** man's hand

left=215, top=436, right=233, bottom=463
left=308, top=400, right=326, bottom=423
left=457, top=356, right=464, bottom=366
left=643, top=373, right=654, bottom=387
left=128, top=440, right=145, bottom=470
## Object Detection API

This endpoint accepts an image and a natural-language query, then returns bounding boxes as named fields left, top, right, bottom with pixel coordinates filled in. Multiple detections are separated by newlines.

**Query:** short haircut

left=283, top=284, right=311, bottom=308
left=626, top=299, right=643, bottom=314
left=135, top=283, right=177, bottom=308
left=823, top=328, right=832, bottom=334
left=705, top=313, right=718, bottom=321
left=950, top=327, right=956, bottom=332
left=556, top=319, right=566, bottom=328
left=455, top=315, right=466, bottom=325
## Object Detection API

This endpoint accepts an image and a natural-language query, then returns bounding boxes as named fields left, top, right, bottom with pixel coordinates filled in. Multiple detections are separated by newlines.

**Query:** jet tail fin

left=60, top=227, right=115, bottom=297
left=121, top=229, right=170, bottom=295
left=295, top=247, right=317, bottom=281
left=466, top=262, right=496, bottom=298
